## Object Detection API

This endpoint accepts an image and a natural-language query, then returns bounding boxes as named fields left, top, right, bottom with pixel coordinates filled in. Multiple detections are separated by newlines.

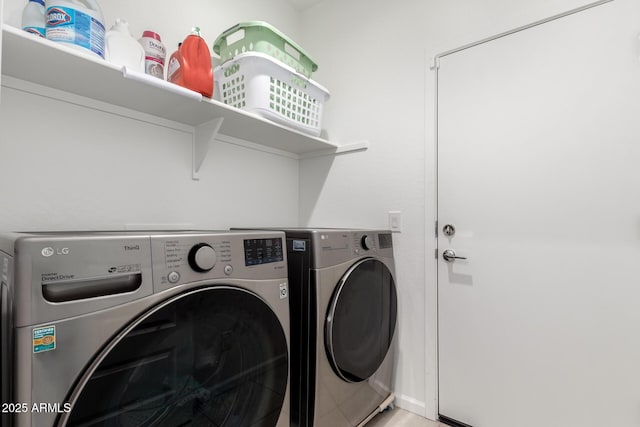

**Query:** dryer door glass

left=64, top=287, right=288, bottom=427
left=326, top=258, right=397, bottom=382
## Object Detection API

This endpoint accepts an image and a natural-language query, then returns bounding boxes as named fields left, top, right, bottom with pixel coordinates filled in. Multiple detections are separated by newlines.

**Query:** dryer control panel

left=291, top=229, right=395, bottom=268
left=151, top=231, right=287, bottom=292
left=353, top=231, right=394, bottom=255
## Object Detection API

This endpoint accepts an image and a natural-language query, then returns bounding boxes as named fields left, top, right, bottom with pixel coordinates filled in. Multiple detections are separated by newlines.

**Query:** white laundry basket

left=214, top=52, right=330, bottom=137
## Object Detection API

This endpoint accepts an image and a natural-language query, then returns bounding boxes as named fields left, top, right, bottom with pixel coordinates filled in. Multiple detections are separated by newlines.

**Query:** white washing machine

left=0, top=230, right=290, bottom=427
left=263, top=228, right=398, bottom=427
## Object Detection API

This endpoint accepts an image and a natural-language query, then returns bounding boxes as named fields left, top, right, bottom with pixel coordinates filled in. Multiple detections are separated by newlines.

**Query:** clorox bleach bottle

left=105, top=19, right=144, bottom=72
left=22, top=0, right=46, bottom=38
left=167, top=27, right=213, bottom=98
left=45, top=0, right=105, bottom=58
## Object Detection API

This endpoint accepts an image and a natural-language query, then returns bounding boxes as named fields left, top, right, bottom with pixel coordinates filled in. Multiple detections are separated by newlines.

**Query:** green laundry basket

left=213, top=21, right=318, bottom=78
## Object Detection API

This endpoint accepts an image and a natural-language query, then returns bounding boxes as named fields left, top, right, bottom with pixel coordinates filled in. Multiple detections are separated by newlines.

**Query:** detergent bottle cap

left=142, top=30, right=161, bottom=41
left=110, top=18, right=130, bottom=33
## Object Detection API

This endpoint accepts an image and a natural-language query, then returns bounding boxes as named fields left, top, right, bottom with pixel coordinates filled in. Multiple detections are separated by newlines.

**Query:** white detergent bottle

left=45, top=0, right=105, bottom=58
left=22, top=0, right=46, bottom=38
left=105, top=19, right=145, bottom=72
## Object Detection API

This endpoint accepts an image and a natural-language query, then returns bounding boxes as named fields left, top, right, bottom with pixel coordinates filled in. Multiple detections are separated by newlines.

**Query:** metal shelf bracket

left=193, top=117, right=224, bottom=180
left=297, top=140, right=369, bottom=160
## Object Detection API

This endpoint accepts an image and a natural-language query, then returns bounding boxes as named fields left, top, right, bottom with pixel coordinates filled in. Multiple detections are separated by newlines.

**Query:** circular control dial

left=361, top=235, right=373, bottom=251
left=188, top=243, right=217, bottom=272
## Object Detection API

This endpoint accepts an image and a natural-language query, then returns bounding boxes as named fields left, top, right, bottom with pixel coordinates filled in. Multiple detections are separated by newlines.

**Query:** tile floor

left=367, top=408, right=443, bottom=427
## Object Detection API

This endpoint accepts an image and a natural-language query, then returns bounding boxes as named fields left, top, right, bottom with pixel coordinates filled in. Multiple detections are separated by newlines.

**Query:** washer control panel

left=244, top=237, right=284, bottom=266
left=151, top=231, right=287, bottom=292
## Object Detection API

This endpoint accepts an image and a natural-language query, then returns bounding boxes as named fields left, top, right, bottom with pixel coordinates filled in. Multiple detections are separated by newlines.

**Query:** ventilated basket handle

left=212, top=23, right=244, bottom=54
left=212, top=21, right=318, bottom=73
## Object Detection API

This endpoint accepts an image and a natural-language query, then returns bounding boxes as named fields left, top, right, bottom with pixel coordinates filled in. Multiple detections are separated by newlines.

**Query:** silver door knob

left=442, top=249, right=467, bottom=262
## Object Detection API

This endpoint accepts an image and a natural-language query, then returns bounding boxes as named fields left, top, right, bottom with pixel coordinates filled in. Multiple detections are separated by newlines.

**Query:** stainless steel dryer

left=274, top=228, right=397, bottom=427
left=0, top=230, right=290, bottom=427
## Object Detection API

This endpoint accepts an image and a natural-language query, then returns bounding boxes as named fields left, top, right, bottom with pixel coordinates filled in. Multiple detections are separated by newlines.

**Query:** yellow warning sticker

left=33, top=325, right=56, bottom=353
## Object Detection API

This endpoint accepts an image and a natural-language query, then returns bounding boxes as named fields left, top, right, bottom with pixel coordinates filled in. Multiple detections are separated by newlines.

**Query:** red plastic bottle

left=167, top=27, right=213, bottom=98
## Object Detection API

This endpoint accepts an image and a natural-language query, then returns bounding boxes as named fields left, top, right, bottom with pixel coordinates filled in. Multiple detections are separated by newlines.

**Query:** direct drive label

left=33, top=326, right=56, bottom=353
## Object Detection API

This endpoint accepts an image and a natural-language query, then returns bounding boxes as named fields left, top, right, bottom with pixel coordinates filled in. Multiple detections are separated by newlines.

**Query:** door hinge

left=435, top=220, right=439, bottom=238
left=435, top=248, right=439, bottom=259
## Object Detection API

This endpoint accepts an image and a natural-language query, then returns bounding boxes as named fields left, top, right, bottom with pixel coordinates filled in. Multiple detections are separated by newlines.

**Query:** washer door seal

left=325, top=258, right=397, bottom=383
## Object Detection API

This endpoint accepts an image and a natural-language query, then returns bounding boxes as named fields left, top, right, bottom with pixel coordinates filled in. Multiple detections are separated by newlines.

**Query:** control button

left=168, top=271, right=180, bottom=283
left=188, top=243, right=217, bottom=272
left=361, top=235, right=373, bottom=250
left=280, top=283, right=288, bottom=299
left=224, top=265, right=233, bottom=276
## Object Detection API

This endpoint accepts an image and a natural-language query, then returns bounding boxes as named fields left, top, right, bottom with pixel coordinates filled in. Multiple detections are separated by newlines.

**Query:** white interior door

left=437, top=1, right=640, bottom=426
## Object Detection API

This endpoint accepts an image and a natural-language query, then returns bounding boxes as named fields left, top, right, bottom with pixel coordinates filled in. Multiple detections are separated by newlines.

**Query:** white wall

left=298, top=0, right=601, bottom=420
left=0, top=0, right=3, bottom=89
left=1, top=0, right=303, bottom=232
left=0, top=85, right=300, bottom=231
left=0, top=0, right=4, bottom=88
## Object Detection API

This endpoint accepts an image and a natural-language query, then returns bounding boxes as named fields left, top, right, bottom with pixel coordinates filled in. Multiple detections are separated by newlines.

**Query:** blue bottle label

left=46, top=6, right=105, bottom=58
left=23, top=26, right=46, bottom=38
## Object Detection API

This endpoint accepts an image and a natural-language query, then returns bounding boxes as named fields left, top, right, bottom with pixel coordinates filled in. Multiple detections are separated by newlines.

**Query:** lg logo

left=41, top=247, right=70, bottom=257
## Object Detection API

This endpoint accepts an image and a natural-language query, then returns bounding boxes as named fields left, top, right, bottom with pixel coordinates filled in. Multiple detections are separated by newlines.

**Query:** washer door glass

left=325, top=258, right=397, bottom=382
left=64, top=287, right=288, bottom=427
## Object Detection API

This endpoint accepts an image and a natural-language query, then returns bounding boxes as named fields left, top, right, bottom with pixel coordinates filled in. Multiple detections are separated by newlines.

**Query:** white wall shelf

left=1, top=24, right=366, bottom=176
